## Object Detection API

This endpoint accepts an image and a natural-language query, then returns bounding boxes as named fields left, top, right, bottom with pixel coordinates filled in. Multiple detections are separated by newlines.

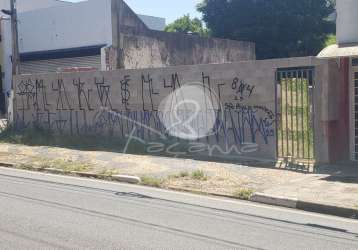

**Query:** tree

left=197, top=0, right=335, bottom=59
left=165, top=14, right=209, bottom=37
left=325, top=34, right=336, bottom=47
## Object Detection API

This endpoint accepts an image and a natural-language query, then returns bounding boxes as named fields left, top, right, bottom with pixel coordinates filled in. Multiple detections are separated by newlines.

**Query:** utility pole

left=1, top=0, right=20, bottom=120
left=10, top=0, right=20, bottom=76
left=2, top=0, right=20, bottom=77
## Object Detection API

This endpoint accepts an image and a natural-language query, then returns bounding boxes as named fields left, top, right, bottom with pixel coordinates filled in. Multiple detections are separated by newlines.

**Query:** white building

left=318, top=0, right=358, bottom=162
left=0, top=0, right=72, bottom=12
left=0, top=0, right=166, bottom=103
left=336, top=0, right=358, bottom=44
left=318, top=0, right=358, bottom=57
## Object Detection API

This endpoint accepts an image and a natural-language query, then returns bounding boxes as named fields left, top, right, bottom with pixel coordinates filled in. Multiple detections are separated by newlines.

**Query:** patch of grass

left=140, top=176, right=163, bottom=188
left=39, top=159, right=92, bottom=173
left=170, top=171, right=190, bottom=179
left=17, top=163, right=39, bottom=171
left=191, top=170, right=208, bottom=181
left=98, top=168, right=119, bottom=177
left=233, top=188, right=255, bottom=200
left=16, top=159, right=92, bottom=173
left=278, top=78, right=314, bottom=159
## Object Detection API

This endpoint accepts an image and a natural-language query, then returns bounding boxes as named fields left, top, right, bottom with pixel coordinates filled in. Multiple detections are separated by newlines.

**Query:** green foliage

left=165, top=14, right=209, bottom=37
left=141, top=176, right=163, bottom=188
left=197, top=0, right=336, bottom=59
left=324, top=34, right=336, bottom=47
left=40, top=159, right=92, bottom=173
left=191, top=170, right=208, bottom=181
left=18, top=159, right=92, bottom=173
left=233, top=188, right=255, bottom=200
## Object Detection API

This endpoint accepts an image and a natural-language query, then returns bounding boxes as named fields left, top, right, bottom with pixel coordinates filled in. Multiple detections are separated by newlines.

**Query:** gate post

left=313, top=59, right=343, bottom=165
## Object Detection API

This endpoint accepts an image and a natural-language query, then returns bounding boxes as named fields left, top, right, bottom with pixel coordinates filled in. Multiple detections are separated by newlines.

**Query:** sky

left=69, top=0, right=202, bottom=24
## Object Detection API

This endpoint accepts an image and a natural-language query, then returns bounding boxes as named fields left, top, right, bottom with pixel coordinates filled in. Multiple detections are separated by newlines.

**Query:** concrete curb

left=296, top=201, right=358, bottom=219
left=112, top=175, right=141, bottom=184
left=250, top=193, right=298, bottom=208
left=251, top=192, right=358, bottom=219
left=0, top=162, right=15, bottom=168
left=0, top=162, right=141, bottom=184
left=45, top=169, right=141, bottom=184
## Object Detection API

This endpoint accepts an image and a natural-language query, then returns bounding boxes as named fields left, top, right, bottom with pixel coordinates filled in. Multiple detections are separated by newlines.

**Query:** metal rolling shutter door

left=20, top=55, right=101, bottom=74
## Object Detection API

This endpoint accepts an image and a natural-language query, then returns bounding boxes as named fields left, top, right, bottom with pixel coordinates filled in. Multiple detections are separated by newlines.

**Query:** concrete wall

left=12, top=56, right=342, bottom=164
left=336, top=0, right=358, bottom=44
left=13, top=60, right=278, bottom=161
left=112, top=0, right=255, bottom=69
left=121, top=32, right=255, bottom=69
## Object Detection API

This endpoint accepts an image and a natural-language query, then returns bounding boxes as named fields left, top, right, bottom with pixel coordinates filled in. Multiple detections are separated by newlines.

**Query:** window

left=352, top=58, right=358, bottom=67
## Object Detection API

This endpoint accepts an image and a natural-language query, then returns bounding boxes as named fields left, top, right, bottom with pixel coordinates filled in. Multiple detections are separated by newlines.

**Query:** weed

left=170, top=171, right=190, bottom=179
left=233, top=188, right=255, bottom=200
left=98, top=168, right=119, bottom=177
left=191, top=170, right=208, bottom=181
left=38, top=159, right=91, bottom=173
left=17, top=163, right=37, bottom=171
left=141, top=176, right=163, bottom=188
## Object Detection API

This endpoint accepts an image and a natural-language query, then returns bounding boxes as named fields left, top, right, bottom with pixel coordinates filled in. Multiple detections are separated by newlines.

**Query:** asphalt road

left=0, top=167, right=357, bottom=250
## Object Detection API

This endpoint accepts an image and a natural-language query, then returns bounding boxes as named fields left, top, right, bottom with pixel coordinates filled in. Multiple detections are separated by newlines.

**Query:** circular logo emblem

left=158, top=82, right=221, bottom=140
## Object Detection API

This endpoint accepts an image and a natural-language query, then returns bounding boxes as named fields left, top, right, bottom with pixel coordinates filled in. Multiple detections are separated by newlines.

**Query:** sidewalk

left=0, top=142, right=357, bottom=218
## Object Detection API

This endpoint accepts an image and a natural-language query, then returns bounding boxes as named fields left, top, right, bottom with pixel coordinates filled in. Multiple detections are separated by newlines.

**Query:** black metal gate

left=276, top=67, right=315, bottom=171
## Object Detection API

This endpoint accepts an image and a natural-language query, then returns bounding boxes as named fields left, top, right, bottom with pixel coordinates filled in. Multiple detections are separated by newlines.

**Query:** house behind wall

left=0, top=0, right=72, bottom=12
left=14, top=0, right=255, bottom=75
left=0, top=0, right=166, bottom=93
left=317, top=0, right=358, bottom=163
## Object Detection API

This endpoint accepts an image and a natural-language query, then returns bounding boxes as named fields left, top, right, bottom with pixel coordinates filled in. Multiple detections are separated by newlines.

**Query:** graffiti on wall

left=14, top=67, right=276, bottom=159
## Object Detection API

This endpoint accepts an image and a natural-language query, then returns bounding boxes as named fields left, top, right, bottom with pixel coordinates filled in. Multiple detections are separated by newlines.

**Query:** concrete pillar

left=314, top=58, right=350, bottom=164
left=110, top=0, right=124, bottom=69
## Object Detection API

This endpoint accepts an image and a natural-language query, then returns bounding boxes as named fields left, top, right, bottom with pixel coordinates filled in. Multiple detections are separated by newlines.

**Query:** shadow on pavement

left=315, top=163, right=358, bottom=184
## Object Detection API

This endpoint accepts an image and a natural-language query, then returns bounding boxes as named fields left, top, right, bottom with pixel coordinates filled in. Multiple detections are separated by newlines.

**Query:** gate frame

left=275, top=66, right=316, bottom=168
left=349, top=57, right=358, bottom=161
